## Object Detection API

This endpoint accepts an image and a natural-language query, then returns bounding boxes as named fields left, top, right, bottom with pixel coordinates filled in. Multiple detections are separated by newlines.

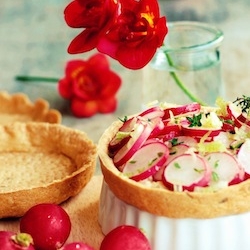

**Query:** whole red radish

left=20, top=203, right=71, bottom=250
left=62, top=242, right=94, bottom=250
left=100, top=225, right=151, bottom=250
left=0, top=231, right=34, bottom=250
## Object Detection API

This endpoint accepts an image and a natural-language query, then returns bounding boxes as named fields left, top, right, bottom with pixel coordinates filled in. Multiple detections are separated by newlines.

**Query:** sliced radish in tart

left=150, top=122, right=182, bottom=141
left=163, top=153, right=210, bottom=191
left=237, top=113, right=250, bottom=125
left=181, top=125, right=222, bottom=138
left=113, top=121, right=153, bottom=167
left=226, top=103, right=243, bottom=128
left=237, top=139, right=250, bottom=175
left=122, top=141, right=169, bottom=181
left=153, top=144, right=191, bottom=181
left=109, top=117, right=137, bottom=153
left=139, top=106, right=164, bottom=120
left=163, top=103, right=201, bottom=120
left=171, top=136, right=198, bottom=147
left=148, top=118, right=165, bottom=139
left=205, top=152, right=244, bottom=186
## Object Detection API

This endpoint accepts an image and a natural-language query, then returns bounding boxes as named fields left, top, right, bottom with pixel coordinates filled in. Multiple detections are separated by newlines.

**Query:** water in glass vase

left=142, top=21, right=224, bottom=107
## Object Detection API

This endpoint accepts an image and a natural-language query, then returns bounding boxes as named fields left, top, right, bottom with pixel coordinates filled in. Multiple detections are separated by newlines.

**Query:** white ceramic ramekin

left=99, top=180, right=250, bottom=250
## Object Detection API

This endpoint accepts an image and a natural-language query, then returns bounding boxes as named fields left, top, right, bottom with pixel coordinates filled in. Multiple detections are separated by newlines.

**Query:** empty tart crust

left=0, top=91, right=61, bottom=124
left=0, top=122, right=96, bottom=218
left=98, top=120, right=250, bottom=219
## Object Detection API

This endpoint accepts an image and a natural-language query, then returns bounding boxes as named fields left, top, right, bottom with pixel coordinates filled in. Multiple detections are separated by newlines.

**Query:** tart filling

left=98, top=97, right=250, bottom=218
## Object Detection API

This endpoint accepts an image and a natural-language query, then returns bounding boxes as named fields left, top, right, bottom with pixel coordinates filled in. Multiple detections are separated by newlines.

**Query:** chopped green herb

left=212, top=171, right=220, bottom=182
left=233, top=95, right=250, bottom=115
left=170, top=138, right=183, bottom=146
left=214, top=160, right=219, bottom=168
left=129, top=160, right=137, bottom=164
left=118, top=116, right=128, bottom=123
left=148, top=157, right=157, bottom=166
left=174, top=162, right=181, bottom=169
left=194, top=168, right=204, bottom=174
left=223, top=119, right=234, bottom=125
left=116, top=131, right=130, bottom=140
left=187, top=114, right=202, bottom=127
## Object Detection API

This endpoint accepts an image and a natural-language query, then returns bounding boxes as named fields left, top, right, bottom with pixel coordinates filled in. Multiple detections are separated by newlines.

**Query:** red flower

left=64, top=0, right=168, bottom=70
left=64, top=0, right=118, bottom=54
left=97, top=0, right=168, bottom=69
left=58, top=53, right=121, bottom=117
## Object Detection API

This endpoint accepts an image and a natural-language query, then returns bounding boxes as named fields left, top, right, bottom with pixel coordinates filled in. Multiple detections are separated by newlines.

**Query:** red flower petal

left=67, top=28, right=100, bottom=54
left=97, top=0, right=168, bottom=69
left=58, top=78, right=72, bottom=99
left=98, top=97, right=118, bottom=113
left=71, top=98, right=98, bottom=118
left=87, top=53, right=110, bottom=71
left=98, top=71, right=121, bottom=97
left=65, top=0, right=118, bottom=54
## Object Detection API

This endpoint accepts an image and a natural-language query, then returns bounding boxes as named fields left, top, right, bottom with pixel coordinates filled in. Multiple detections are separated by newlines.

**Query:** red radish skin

left=163, top=103, right=201, bottom=120
left=122, top=141, right=169, bottom=181
left=237, top=139, right=250, bottom=175
left=62, top=242, right=94, bottom=250
left=149, top=122, right=181, bottom=141
left=108, top=117, right=137, bottom=154
left=113, top=121, right=153, bottom=167
left=181, top=125, right=222, bottom=138
left=20, top=203, right=71, bottom=250
left=0, top=231, right=35, bottom=250
left=100, top=225, right=151, bottom=250
left=139, top=106, right=164, bottom=120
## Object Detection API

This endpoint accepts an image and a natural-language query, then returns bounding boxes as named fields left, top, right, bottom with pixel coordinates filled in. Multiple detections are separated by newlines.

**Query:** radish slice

left=237, top=113, right=250, bottom=126
left=113, top=121, right=153, bottom=167
left=237, top=139, right=250, bottom=175
left=163, top=103, right=201, bottom=120
left=109, top=117, right=137, bottom=153
left=163, top=154, right=210, bottom=191
left=181, top=125, right=222, bottom=138
left=153, top=144, right=190, bottom=181
left=227, top=103, right=241, bottom=119
left=226, top=103, right=243, bottom=128
left=150, top=122, right=181, bottom=141
left=139, top=106, right=164, bottom=120
left=122, top=141, right=169, bottom=181
left=172, top=136, right=198, bottom=148
left=205, top=152, right=244, bottom=187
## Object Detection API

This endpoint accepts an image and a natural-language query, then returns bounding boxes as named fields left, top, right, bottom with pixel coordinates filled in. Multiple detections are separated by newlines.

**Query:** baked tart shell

left=0, top=91, right=61, bottom=124
left=0, top=122, right=96, bottom=218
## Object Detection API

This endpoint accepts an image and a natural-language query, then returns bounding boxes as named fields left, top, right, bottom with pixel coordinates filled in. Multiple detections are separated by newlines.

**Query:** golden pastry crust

left=0, top=91, right=61, bottom=124
left=98, top=120, right=250, bottom=219
left=0, top=122, right=96, bottom=218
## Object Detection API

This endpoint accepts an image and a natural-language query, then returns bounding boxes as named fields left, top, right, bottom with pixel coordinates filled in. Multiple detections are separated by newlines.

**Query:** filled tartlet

left=98, top=97, right=250, bottom=250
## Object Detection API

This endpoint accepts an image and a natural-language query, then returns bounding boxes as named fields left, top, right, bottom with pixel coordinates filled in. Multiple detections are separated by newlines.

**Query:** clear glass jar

left=142, top=21, right=224, bottom=106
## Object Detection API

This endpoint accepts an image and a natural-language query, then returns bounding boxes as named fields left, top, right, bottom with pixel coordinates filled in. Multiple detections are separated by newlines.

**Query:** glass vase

left=142, top=21, right=224, bottom=107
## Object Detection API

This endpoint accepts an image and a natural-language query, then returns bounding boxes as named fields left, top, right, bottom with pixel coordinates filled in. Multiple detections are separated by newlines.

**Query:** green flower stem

left=165, top=53, right=207, bottom=106
left=15, top=75, right=59, bottom=83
